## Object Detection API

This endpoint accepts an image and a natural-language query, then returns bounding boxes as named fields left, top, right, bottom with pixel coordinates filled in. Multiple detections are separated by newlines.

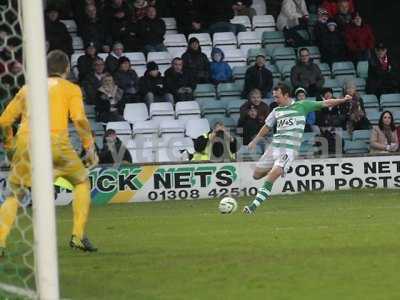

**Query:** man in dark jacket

left=172, top=0, right=203, bottom=36
left=77, top=42, right=99, bottom=82
left=182, top=37, right=211, bottom=84
left=45, top=5, right=73, bottom=56
left=164, top=57, right=196, bottom=102
left=238, top=88, right=269, bottom=145
left=105, top=42, right=125, bottom=74
left=82, top=58, right=106, bottom=105
left=99, top=129, right=132, bottom=165
left=139, top=61, right=172, bottom=106
left=137, top=6, right=166, bottom=53
left=290, top=48, right=325, bottom=97
left=242, top=54, right=273, bottom=98
left=319, top=20, right=347, bottom=65
left=113, top=56, right=140, bottom=103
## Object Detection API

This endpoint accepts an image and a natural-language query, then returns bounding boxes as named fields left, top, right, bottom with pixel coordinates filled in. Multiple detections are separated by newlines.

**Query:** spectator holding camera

left=238, top=89, right=269, bottom=146
left=192, top=121, right=237, bottom=162
left=370, top=111, right=399, bottom=154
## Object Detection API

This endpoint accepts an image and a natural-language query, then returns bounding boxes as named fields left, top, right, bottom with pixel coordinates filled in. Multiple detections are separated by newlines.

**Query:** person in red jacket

left=321, top=0, right=354, bottom=18
left=345, top=12, right=375, bottom=62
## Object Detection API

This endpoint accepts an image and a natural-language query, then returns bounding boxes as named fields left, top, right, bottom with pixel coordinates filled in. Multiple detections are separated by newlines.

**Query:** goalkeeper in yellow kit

left=0, top=50, right=99, bottom=254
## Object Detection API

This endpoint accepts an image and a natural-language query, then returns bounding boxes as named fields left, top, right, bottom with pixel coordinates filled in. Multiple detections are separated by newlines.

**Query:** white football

left=218, top=197, right=238, bottom=214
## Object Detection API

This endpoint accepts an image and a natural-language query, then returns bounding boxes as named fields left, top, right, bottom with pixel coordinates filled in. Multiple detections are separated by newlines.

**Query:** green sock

left=249, top=181, right=273, bottom=211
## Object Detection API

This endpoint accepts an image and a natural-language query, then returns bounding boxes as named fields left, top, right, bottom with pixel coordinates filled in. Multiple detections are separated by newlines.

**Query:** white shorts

left=256, top=147, right=296, bottom=174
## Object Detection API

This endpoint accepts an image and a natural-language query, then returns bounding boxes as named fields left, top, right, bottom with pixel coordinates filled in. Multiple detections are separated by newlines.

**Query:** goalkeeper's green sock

left=249, top=181, right=273, bottom=212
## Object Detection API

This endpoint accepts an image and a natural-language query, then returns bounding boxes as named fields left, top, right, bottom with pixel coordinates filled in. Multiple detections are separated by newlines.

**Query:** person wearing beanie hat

left=182, top=37, right=211, bottom=84
left=139, top=61, right=172, bottom=106
left=345, top=13, right=375, bottom=62
left=45, top=4, right=73, bottom=56
left=114, top=56, right=140, bottom=102
left=77, top=41, right=99, bottom=82
left=319, top=18, right=347, bottom=65
left=105, top=42, right=125, bottom=74
left=314, top=7, right=330, bottom=48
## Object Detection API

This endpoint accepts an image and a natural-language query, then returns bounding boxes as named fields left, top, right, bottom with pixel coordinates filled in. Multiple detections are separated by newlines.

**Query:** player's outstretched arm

left=248, top=125, right=270, bottom=150
left=323, top=95, right=352, bottom=108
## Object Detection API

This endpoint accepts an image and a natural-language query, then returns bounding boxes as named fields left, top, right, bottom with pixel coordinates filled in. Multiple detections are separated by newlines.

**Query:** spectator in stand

left=95, top=73, right=125, bottom=122
left=366, top=42, right=399, bottom=97
left=80, top=4, right=111, bottom=53
left=313, top=8, right=329, bottom=48
left=232, top=1, right=256, bottom=19
left=321, top=0, right=354, bottom=18
left=164, top=57, right=197, bottom=102
left=105, top=42, right=125, bottom=74
left=276, top=0, right=310, bottom=47
left=173, top=0, right=203, bottom=36
left=139, top=61, right=172, bottom=106
left=137, top=6, right=166, bottom=53
left=104, top=0, right=131, bottom=28
left=294, top=87, right=315, bottom=132
left=45, top=5, right=73, bottom=57
left=113, top=56, right=140, bottom=103
left=319, top=20, right=347, bottom=65
left=121, top=11, right=143, bottom=52
left=182, top=37, right=211, bottom=84
left=238, top=89, right=269, bottom=147
left=148, top=0, right=172, bottom=17
left=242, top=54, right=273, bottom=98
left=110, top=6, right=130, bottom=43
left=133, top=0, right=149, bottom=22
left=82, top=58, right=106, bottom=105
left=99, top=129, right=133, bottom=164
left=334, top=0, right=353, bottom=30
left=370, top=111, right=399, bottom=154
left=291, top=48, right=324, bottom=97
left=77, top=42, right=99, bottom=82
left=316, top=87, right=346, bottom=128
left=1, top=60, right=24, bottom=97
left=341, top=81, right=371, bottom=133
left=345, top=13, right=375, bottom=62
left=210, top=48, right=233, bottom=85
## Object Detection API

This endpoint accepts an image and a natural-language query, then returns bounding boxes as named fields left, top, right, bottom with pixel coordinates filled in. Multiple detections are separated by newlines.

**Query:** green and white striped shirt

left=265, top=100, right=324, bottom=152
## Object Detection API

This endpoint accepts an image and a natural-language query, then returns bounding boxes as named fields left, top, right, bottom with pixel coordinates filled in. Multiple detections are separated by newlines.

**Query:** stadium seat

left=232, top=66, right=247, bottom=80
left=271, top=46, right=296, bottom=62
left=251, top=0, right=266, bottom=15
left=175, top=101, right=201, bottom=122
left=217, top=82, right=243, bottom=98
left=247, top=48, right=270, bottom=65
left=276, top=60, right=296, bottom=80
left=362, top=94, right=379, bottom=109
left=84, top=105, right=96, bottom=119
left=252, top=15, right=276, bottom=37
left=365, top=108, right=380, bottom=125
left=156, top=137, right=194, bottom=162
left=163, top=34, right=187, bottom=48
left=392, top=110, right=400, bottom=123
left=97, top=53, right=108, bottom=61
left=133, top=65, right=147, bottom=77
left=352, top=129, right=372, bottom=143
left=162, top=18, right=178, bottom=34
left=72, top=36, right=84, bottom=51
left=201, top=100, right=227, bottom=116
left=230, top=15, right=252, bottom=31
left=208, top=116, right=236, bottom=131
left=237, top=31, right=261, bottom=56
left=188, top=33, right=212, bottom=47
left=123, top=103, right=149, bottom=124
left=302, top=46, right=321, bottom=61
left=227, top=99, right=246, bottom=121
left=261, top=31, right=285, bottom=47
left=159, top=119, right=185, bottom=138
left=223, top=49, right=247, bottom=67
left=380, top=93, right=400, bottom=110
left=90, top=121, right=104, bottom=136
left=132, top=120, right=159, bottom=138
left=194, top=84, right=217, bottom=99
left=60, top=19, right=77, bottom=34
left=185, top=118, right=210, bottom=138
left=106, top=121, right=132, bottom=135
left=318, top=63, right=331, bottom=78
left=336, top=77, right=366, bottom=93
left=344, top=140, right=369, bottom=154
left=213, top=32, right=237, bottom=48
left=323, top=78, right=342, bottom=93
left=167, top=47, right=187, bottom=59
left=124, top=52, right=146, bottom=66
left=357, top=61, right=369, bottom=79
left=147, top=51, right=172, bottom=66
left=127, top=138, right=156, bottom=163
left=332, top=61, right=356, bottom=77
left=149, top=102, right=175, bottom=122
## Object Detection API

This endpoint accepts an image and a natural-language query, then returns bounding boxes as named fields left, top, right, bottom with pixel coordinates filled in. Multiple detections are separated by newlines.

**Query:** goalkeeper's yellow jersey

left=0, top=76, right=93, bottom=150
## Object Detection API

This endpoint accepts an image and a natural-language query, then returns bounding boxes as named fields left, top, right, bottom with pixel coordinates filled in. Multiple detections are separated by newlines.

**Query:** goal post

left=21, top=0, right=60, bottom=298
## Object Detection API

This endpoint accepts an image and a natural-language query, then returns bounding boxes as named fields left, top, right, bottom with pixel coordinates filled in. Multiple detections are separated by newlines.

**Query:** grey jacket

left=290, top=61, right=324, bottom=90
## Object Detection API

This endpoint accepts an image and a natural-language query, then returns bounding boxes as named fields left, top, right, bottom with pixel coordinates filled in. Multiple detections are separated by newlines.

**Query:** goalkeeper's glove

left=83, top=145, right=99, bottom=168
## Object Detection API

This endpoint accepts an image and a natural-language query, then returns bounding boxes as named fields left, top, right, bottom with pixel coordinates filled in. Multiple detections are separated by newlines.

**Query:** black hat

left=85, top=41, right=96, bottom=49
left=321, top=87, right=333, bottom=95
left=376, top=42, right=386, bottom=50
left=118, top=56, right=130, bottom=65
left=146, top=61, right=159, bottom=71
left=188, top=37, right=200, bottom=45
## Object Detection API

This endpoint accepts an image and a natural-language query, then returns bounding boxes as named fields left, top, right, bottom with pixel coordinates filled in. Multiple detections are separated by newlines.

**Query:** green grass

left=4, top=189, right=400, bottom=299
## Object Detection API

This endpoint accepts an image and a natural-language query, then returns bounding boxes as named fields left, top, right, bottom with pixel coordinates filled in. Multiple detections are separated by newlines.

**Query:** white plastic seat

left=124, top=52, right=146, bottom=66
left=252, top=15, right=276, bottom=36
left=72, top=36, right=84, bottom=51
left=223, top=49, right=247, bottom=68
left=251, top=0, right=266, bottom=15
left=167, top=47, right=187, bottom=59
left=133, top=65, right=146, bottom=77
left=106, top=121, right=132, bottom=135
left=149, top=102, right=174, bottom=119
left=60, top=19, right=77, bottom=33
left=188, top=33, right=212, bottom=47
left=133, top=120, right=159, bottom=136
left=162, top=18, right=177, bottom=34
left=185, top=118, right=210, bottom=139
left=98, top=53, right=108, bottom=61
left=237, top=31, right=261, bottom=57
left=159, top=119, right=185, bottom=136
left=123, top=103, right=149, bottom=124
left=230, top=15, right=252, bottom=30
left=164, top=34, right=187, bottom=48
left=147, top=51, right=172, bottom=66
left=213, top=32, right=237, bottom=47
left=175, top=101, right=201, bottom=117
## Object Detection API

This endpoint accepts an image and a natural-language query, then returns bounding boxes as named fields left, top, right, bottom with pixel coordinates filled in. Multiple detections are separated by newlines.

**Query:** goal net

left=0, top=0, right=59, bottom=299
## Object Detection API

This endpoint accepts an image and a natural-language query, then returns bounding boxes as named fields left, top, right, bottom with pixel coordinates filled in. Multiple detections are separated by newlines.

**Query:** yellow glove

left=83, top=145, right=99, bottom=168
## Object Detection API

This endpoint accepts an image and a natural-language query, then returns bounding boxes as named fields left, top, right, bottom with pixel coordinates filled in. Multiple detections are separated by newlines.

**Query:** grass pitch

left=5, top=189, right=400, bottom=299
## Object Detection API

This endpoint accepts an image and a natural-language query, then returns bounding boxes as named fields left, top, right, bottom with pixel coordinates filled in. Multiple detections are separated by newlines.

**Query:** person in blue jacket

left=210, top=47, right=233, bottom=85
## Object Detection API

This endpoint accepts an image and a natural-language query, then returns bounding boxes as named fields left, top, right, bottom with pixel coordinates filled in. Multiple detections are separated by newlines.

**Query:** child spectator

left=210, top=48, right=233, bottom=85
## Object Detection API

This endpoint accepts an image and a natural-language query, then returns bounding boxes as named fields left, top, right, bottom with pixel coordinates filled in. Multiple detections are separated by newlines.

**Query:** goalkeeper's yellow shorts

left=8, top=133, right=88, bottom=189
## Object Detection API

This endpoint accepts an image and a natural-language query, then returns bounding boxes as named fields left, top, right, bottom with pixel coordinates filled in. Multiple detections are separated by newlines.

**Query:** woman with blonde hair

left=370, top=111, right=399, bottom=154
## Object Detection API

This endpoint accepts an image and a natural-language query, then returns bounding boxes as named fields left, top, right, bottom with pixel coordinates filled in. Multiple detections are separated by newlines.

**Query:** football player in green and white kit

left=243, top=83, right=352, bottom=214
